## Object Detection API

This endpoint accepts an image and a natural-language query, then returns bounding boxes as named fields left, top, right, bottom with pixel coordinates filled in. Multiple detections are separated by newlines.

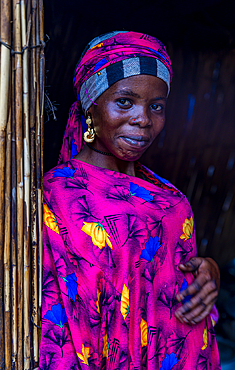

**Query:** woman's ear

left=88, top=104, right=95, bottom=117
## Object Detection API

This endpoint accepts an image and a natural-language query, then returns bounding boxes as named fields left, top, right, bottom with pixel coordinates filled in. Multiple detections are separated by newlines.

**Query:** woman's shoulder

left=44, top=161, right=74, bottom=180
left=134, top=162, right=193, bottom=214
left=43, top=159, right=87, bottom=181
left=136, top=162, right=182, bottom=195
left=43, top=160, right=84, bottom=200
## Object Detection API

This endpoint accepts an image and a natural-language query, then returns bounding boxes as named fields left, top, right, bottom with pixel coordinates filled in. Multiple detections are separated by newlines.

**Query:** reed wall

left=0, top=0, right=44, bottom=368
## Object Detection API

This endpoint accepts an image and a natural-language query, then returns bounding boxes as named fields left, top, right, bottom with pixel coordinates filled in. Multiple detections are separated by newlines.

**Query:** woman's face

left=89, top=74, right=168, bottom=161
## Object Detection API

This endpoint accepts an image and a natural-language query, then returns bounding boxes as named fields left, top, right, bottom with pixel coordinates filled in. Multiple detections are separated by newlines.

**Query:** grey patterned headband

left=80, top=56, right=171, bottom=113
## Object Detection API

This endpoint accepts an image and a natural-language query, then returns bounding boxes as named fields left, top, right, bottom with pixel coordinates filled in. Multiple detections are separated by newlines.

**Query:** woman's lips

left=119, top=136, right=150, bottom=149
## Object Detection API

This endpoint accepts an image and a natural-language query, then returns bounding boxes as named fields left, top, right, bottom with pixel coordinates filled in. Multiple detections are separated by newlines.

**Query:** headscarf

left=58, top=31, right=173, bottom=164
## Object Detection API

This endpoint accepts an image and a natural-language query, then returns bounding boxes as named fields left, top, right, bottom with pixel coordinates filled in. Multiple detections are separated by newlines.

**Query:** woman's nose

left=130, top=107, right=151, bottom=127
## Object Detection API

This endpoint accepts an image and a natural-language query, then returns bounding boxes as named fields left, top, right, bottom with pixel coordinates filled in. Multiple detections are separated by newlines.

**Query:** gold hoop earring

left=83, top=113, right=95, bottom=143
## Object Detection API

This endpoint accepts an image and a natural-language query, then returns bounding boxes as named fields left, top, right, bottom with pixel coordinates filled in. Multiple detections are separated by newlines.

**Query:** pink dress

left=39, top=159, right=221, bottom=370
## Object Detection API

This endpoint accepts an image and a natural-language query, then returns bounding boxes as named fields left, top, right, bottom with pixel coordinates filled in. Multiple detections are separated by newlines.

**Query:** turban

left=58, top=31, right=173, bottom=164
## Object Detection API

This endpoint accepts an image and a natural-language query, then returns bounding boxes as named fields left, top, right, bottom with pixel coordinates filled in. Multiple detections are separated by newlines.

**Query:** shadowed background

left=43, top=1, right=235, bottom=366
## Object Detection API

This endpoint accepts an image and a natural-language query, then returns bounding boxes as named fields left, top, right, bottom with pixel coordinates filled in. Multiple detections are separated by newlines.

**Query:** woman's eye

left=117, top=98, right=131, bottom=107
left=151, top=103, right=163, bottom=111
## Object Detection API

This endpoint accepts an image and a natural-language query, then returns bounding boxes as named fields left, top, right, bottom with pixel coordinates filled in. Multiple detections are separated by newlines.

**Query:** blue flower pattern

left=71, top=139, right=79, bottom=159
left=153, top=172, right=169, bottom=185
left=139, top=236, right=162, bottom=262
left=160, top=353, right=179, bottom=370
left=94, top=57, right=108, bottom=72
left=43, top=303, right=68, bottom=329
left=130, top=182, right=154, bottom=202
left=53, top=167, right=76, bottom=178
left=180, top=278, right=193, bottom=304
left=62, top=272, right=78, bottom=302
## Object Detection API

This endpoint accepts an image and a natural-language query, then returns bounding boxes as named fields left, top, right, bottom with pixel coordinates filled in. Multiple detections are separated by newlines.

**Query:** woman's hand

left=175, top=257, right=220, bottom=325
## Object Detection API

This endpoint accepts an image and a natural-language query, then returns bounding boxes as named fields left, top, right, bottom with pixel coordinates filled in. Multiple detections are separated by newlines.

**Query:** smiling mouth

left=119, top=136, right=150, bottom=148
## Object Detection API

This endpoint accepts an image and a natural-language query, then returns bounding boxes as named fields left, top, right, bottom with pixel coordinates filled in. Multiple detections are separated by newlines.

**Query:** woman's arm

left=175, top=257, right=220, bottom=324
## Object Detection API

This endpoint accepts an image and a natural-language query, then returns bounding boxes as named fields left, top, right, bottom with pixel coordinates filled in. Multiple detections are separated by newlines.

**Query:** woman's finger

left=178, top=257, right=203, bottom=273
left=176, top=271, right=216, bottom=302
left=179, top=257, right=220, bottom=290
left=176, top=303, right=214, bottom=325
left=175, top=289, right=218, bottom=324
left=175, top=288, right=217, bottom=319
left=180, top=283, right=218, bottom=313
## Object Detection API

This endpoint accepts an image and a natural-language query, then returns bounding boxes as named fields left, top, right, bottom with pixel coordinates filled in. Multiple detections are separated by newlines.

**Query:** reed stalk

left=26, top=0, right=31, bottom=23
left=35, top=0, right=43, bottom=361
left=11, top=56, right=18, bottom=369
left=21, top=0, right=31, bottom=367
left=30, top=0, right=39, bottom=364
left=13, top=0, right=24, bottom=367
left=38, top=0, right=45, bottom=317
left=0, top=0, right=11, bottom=364
left=4, top=97, right=12, bottom=370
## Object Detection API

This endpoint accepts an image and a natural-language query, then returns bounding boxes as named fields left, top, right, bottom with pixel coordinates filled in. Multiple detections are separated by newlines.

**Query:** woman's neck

left=74, top=144, right=136, bottom=177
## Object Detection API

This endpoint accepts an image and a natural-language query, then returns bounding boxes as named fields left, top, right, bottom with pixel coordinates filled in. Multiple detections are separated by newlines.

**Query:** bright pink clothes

left=39, top=159, right=221, bottom=370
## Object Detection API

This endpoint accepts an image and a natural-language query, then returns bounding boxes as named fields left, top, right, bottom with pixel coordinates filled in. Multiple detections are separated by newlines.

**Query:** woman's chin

left=115, top=148, right=146, bottom=162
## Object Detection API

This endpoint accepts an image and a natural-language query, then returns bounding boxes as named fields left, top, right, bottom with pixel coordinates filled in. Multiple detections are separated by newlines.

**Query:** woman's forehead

left=108, top=75, right=168, bottom=93
left=97, top=75, right=168, bottom=102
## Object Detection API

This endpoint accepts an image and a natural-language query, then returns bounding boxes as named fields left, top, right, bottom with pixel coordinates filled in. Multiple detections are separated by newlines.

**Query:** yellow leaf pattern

left=90, top=42, right=104, bottom=51
left=201, top=327, right=208, bottom=350
left=140, top=318, right=147, bottom=347
left=180, top=216, right=194, bottom=241
left=211, top=317, right=216, bottom=327
left=96, top=289, right=101, bottom=314
left=81, top=222, right=113, bottom=249
left=43, top=203, right=60, bottom=234
left=120, top=284, right=130, bottom=320
left=102, top=333, right=109, bottom=358
left=77, top=344, right=91, bottom=365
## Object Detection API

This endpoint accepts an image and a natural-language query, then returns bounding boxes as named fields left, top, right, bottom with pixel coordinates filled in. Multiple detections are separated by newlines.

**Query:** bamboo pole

left=38, top=0, right=44, bottom=315
left=0, top=0, right=11, bottom=364
left=26, top=0, right=31, bottom=23
left=21, top=0, right=31, bottom=368
left=11, top=55, right=18, bottom=369
left=35, top=0, right=40, bottom=360
left=30, top=0, right=38, bottom=364
left=13, top=0, right=24, bottom=367
left=33, top=1, right=45, bottom=362
left=4, top=97, right=12, bottom=370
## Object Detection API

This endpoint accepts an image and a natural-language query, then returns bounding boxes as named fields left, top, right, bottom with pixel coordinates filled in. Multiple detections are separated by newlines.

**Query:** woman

left=40, top=31, right=220, bottom=369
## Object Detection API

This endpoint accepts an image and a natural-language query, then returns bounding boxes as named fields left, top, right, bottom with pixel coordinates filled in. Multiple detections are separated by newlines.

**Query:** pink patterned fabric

left=58, top=31, right=173, bottom=165
left=73, top=32, right=173, bottom=97
left=40, top=159, right=221, bottom=369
